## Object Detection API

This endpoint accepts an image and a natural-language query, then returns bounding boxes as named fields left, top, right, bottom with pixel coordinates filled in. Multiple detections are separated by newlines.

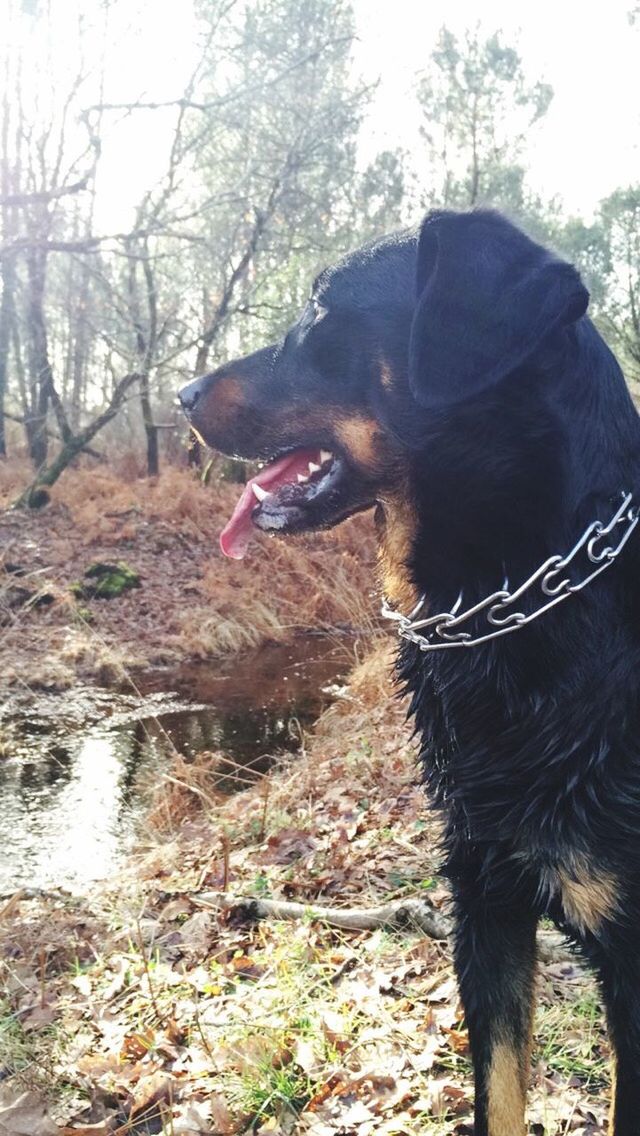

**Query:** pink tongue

left=220, top=449, right=321, bottom=559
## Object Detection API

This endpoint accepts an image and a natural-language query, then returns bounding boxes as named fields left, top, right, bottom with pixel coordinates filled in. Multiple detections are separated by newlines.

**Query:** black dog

left=179, top=209, right=640, bottom=1136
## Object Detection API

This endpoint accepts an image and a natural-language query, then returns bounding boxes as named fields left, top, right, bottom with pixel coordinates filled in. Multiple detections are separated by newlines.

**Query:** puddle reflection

left=0, top=637, right=348, bottom=892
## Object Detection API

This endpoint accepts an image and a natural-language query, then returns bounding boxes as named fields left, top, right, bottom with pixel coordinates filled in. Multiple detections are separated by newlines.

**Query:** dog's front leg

left=578, top=918, right=640, bottom=1135
left=450, top=865, right=538, bottom=1136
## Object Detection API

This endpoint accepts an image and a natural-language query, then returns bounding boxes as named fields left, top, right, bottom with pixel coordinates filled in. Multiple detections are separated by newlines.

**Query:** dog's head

left=179, top=209, right=589, bottom=598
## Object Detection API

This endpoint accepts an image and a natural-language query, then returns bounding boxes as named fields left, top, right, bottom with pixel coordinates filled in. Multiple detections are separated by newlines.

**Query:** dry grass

left=142, top=641, right=421, bottom=871
left=0, top=455, right=32, bottom=504
left=184, top=535, right=382, bottom=658
left=139, top=642, right=405, bottom=846
left=0, top=460, right=381, bottom=688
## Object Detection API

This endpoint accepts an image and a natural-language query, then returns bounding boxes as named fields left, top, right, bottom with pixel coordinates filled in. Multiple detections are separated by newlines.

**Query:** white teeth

left=320, top=450, right=333, bottom=465
left=252, top=483, right=269, bottom=502
left=297, top=472, right=308, bottom=484
left=308, top=461, right=321, bottom=474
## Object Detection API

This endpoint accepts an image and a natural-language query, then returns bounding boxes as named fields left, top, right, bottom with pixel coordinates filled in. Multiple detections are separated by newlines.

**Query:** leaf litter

left=0, top=642, right=612, bottom=1134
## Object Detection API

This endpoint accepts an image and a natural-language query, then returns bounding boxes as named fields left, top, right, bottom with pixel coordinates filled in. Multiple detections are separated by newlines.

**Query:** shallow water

left=0, top=637, right=348, bottom=893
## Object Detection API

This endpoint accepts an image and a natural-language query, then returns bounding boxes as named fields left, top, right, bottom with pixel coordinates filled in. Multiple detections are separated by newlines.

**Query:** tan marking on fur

left=557, top=864, right=619, bottom=935
left=335, top=414, right=418, bottom=609
left=379, top=360, right=394, bottom=390
left=334, top=416, right=387, bottom=473
left=212, top=375, right=244, bottom=419
left=377, top=494, right=420, bottom=611
left=487, top=1042, right=527, bottom=1136
left=189, top=424, right=206, bottom=447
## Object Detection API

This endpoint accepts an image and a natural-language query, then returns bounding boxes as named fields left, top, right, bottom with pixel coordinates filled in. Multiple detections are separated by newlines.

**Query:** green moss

left=73, top=561, right=141, bottom=601
left=74, top=606, right=95, bottom=624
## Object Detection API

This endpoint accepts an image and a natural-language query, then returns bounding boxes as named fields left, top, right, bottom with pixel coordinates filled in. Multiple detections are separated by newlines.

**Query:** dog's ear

left=408, top=210, right=589, bottom=408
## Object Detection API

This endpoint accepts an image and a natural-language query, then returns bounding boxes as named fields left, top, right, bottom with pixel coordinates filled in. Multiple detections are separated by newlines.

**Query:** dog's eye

left=286, top=299, right=328, bottom=351
left=301, top=299, right=327, bottom=332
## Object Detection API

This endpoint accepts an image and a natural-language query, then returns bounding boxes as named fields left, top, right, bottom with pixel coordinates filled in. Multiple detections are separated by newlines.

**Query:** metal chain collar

left=381, top=492, right=639, bottom=651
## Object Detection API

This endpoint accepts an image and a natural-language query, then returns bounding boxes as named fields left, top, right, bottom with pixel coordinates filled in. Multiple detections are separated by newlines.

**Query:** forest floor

left=0, top=461, right=612, bottom=1135
left=0, top=460, right=378, bottom=697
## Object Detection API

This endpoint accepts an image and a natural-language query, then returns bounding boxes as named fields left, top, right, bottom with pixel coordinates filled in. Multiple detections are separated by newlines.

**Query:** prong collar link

left=381, top=492, right=639, bottom=651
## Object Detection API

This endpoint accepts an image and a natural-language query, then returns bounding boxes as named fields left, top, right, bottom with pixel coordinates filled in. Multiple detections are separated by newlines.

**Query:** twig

left=135, top=916, right=165, bottom=1026
left=191, top=891, right=577, bottom=963
left=192, top=891, right=450, bottom=940
left=191, top=983, right=219, bottom=1068
left=258, top=776, right=271, bottom=843
left=0, top=886, right=83, bottom=906
left=0, top=175, right=90, bottom=207
left=39, top=946, right=47, bottom=1008
left=222, top=834, right=230, bottom=893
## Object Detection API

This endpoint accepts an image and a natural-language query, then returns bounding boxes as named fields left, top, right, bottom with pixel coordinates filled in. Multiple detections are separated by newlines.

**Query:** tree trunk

left=68, top=176, right=99, bottom=428
left=0, top=253, right=12, bottom=458
left=187, top=431, right=202, bottom=468
left=468, top=92, right=480, bottom=206
left=13, top=371, right=141, bottom=507
left=127, top=243, right=160, bottom=477
left=139, top=370, right=159, bottom=477
left=0, top=62, right=15, bottom=458
left=25, top=246, right=53, bottom=468
left=69, top=271, right=90, bottom=430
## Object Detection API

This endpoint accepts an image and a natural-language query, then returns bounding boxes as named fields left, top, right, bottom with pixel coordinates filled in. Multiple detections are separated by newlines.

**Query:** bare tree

left=1, top=0, right=391, bottom=498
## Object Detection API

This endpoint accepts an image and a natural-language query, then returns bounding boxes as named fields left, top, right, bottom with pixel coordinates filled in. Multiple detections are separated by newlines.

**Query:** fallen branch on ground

left=192, top=891, right=575, bottom=964
left=194, top=892, right=451, bottom=941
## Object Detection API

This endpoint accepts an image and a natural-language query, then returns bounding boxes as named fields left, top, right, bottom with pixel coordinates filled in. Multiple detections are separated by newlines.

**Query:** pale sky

left=352, top=0, right=639, bottom=217
left=6, top=0, right=639, bottom=227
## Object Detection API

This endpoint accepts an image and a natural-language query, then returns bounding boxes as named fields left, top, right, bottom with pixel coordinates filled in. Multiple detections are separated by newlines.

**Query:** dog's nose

left=178, top=376, right=206, bottom=415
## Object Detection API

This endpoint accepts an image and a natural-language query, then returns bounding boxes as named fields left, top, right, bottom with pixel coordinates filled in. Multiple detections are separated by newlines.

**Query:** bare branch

left=0, top=226, right=161, bottom=257
left=2, top=409, right=102, bottom=457
left=85, top=36, right=353, bottom=119
left=12, top=371, right=142, bottom=507
left=0, top=175, right=91, bottom=207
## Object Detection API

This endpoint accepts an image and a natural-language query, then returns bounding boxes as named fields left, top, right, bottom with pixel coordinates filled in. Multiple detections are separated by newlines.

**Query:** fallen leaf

left=258, top=828, right=319, bottom=865
left=161, top=898, right=193, bottom=922
left=442, top=1026, right=469, bottom=1054
left=0, top=1089, right=58, bottom=1136
left=102, top=957, right=129, bottom=1002
left=209, top=1093, right=236, bottom=1134
left=120, top=1029, right=156, bottom=1060
left=320, top=1010, right=348, bottom=1044
left=426, top=978, right=457, bottom=1003
left=228, top=955, right=266, bottom=980
left=20, top=1003, right=58, bottom=1031
left=71, top=974, right=92, bottom=998
left=128, top=1071, right=174, bottom=1122
left=293, top=1036, right=320, bottom=1075
left=176, top=912, right=213, bottom=955
left=172, top=1100, right=211, bottom=1135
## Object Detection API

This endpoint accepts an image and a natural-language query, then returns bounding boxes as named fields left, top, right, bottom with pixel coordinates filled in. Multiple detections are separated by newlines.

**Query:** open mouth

left=220, top=447, right=374, bottom=559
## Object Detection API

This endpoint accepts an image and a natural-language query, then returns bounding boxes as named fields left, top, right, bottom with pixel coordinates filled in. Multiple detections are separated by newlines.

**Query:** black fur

left=179, top=209, right=640, bottom=1134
